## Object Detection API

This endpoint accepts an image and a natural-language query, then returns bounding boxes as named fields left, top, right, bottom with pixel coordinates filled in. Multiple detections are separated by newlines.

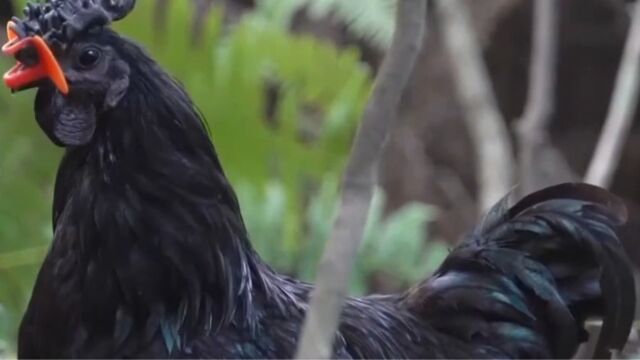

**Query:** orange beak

left=1, top=21, right=68, bottom=94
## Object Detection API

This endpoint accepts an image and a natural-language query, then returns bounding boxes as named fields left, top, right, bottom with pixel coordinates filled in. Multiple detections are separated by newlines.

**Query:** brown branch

left=0, top=0, right=14, bottom=23
left=436, top=0, right=515, bottom=211
left=0, top=0, right=14, bottom=43
left=514, top=0, right=572, bottom=194
left=294, top=1, right=426, bottom=358
left=433, top=166, right=476, bottom=228
left=585, top=0, right=640, bottom=188
left=583, top=5, right=640, bottom=355
left=153, top=0, right=169, bottom=41
left=191, top=0, right=214, bottom=46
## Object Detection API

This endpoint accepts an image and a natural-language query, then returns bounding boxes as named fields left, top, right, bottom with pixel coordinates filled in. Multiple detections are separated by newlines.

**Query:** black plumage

left=7, top=1, right=636, bottom=358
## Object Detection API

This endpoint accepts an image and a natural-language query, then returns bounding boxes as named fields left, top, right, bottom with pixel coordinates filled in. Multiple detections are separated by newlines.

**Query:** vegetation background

left=1, top=0, right=640, bottom=358
left=0, top=0, right=447, bottom=356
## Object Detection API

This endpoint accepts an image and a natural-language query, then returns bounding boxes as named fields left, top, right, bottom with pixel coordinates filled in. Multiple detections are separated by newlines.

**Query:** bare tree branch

left=514, top=0, right=574, bottom=193
left=585, top=0, right=640, bottom=188
left=521, top=0, right=558, bottom=128
left=191, top=0, right=214, bottom=46
left=0, top=0, right=14, bottom=43
left=294, top=1, right=426, bottom=358
left=582, top=4, right=640, bottom=355
left=433, top=166, right=476, bottom=228
left=0, top=0, right=14, bottom=22
left=436, top=0, right=515, bottom=211
left=153, top=0, right=169, bottom=40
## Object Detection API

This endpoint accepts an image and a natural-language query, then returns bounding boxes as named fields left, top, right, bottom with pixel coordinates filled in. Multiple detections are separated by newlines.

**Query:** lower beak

left=1, top=23, right=68, bottom=94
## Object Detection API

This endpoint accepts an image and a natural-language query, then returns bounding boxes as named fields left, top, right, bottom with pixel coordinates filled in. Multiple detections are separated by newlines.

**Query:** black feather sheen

left=16, top=32, right=636, bottom=359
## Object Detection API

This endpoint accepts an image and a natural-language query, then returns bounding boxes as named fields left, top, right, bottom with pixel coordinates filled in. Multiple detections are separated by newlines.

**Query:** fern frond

left=305, top=0, right=396, bottom=50
left=253, top=0, right=396, bottom=50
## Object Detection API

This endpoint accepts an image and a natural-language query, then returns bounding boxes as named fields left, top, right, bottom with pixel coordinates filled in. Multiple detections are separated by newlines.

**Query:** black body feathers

left=16, top=30, right=636, bottom=360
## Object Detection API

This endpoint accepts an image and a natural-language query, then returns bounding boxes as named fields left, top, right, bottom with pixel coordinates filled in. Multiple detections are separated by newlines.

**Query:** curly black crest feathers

left=12, top=0, right=135, bottom=47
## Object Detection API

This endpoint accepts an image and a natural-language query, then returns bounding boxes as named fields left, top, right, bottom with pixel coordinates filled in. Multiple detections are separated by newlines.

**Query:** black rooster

left=3, top=0, right=636, bottom=358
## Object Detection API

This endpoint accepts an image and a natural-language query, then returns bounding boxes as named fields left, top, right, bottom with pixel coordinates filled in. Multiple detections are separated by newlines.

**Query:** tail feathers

left=502, top=183, right=635, bottom=358
left=410, top=183, right=636, bottom=359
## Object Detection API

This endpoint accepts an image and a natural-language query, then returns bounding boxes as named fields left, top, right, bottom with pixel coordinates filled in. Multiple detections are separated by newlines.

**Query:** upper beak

left=1, top=21, right=68, bottom=94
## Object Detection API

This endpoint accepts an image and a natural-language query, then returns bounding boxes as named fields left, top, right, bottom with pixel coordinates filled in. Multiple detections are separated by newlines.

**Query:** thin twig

left=436, top=0, right=515, bottom=211
left=585, top=0, right=640, bottom=188
left=294, top=1, right=426, bottom=358
left=191, top=0, right=214, bottom=46
left=0, top=0, right=14, bottom=22
left=515, top=0, right=564, bottom=194
left=582, top=4, right=640, bottom=355
left=153, top=0, right=169, bottom=41
left=0, top=0, right=14, bottom=43
left=434, top=166, right=476, bottom=227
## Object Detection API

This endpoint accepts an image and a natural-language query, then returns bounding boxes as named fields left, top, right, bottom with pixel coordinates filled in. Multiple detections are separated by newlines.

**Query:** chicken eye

left=77, top=47, right=102, bottom=68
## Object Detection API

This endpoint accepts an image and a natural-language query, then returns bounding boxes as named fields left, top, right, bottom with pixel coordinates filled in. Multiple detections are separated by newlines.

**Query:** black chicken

left=3, top=0, right=636, bottom=358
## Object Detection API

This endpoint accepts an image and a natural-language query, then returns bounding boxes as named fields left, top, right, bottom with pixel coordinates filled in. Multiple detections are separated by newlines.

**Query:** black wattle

left=35, top=84, right=97, bottom=147
left=52, top=102, right=97, bottom=146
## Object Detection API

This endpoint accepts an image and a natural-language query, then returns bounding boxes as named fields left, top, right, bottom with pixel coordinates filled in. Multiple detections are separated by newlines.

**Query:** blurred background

left=0, top=0, right=639, bottom=357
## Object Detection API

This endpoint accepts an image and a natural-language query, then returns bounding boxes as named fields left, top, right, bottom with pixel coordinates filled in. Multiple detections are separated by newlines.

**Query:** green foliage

left=303, top=178, right=446, bottom=294
left=238, top=177, right=447, bottom=294
left=0, top=0, right=443, bottom=353
left=299, top=0, right=396, bottom=50
left=0, top=55, right=58, bottom=351
left=1, top=304, right=9, bottom=357
left=115, top=0, right=375, bottom=266
left=252, top=0, right=396, bottom=50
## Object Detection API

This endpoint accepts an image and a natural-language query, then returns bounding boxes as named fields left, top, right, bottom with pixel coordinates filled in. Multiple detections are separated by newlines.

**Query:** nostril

left=15, top=46, right=39, bottom=67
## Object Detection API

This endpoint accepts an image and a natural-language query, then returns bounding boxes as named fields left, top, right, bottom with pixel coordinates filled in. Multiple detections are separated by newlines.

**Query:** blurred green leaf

left=251, top=0, right=396, bottom=50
